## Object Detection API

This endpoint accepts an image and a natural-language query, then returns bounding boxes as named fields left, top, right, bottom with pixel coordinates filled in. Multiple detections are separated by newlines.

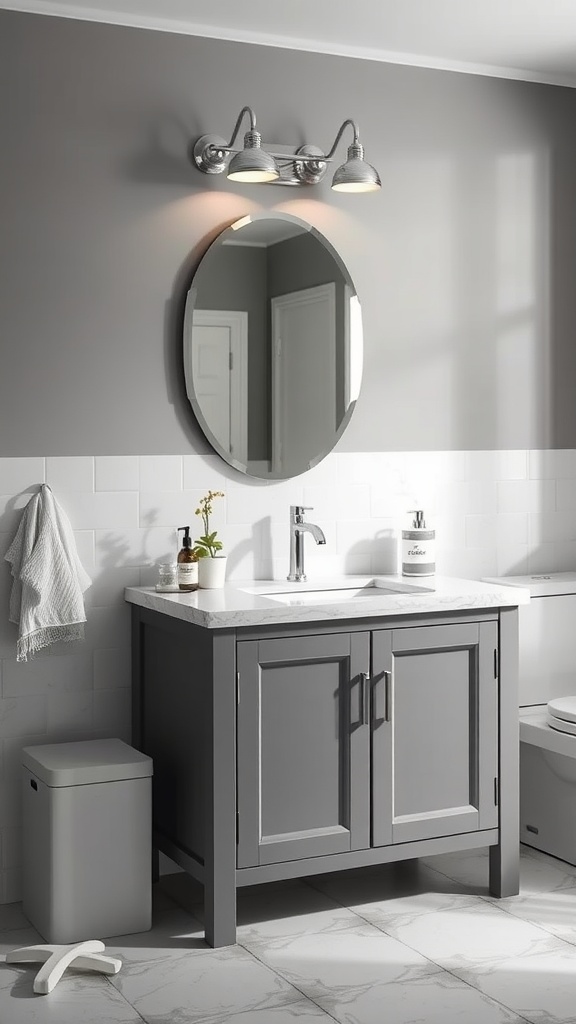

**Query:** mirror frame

left=183, top=211, right=363, bottom=479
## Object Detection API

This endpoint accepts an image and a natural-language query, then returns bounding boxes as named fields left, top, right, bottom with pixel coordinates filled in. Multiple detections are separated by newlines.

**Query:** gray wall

left=2, top=9, right=576, bottom=456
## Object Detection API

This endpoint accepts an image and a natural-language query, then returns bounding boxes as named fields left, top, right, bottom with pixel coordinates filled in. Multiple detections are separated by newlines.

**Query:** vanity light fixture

left=192, top=107, right=381, bottom=193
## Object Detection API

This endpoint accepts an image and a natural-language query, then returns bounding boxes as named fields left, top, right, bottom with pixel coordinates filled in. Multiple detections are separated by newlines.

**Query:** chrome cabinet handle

left=373, top=670, right=392, bottom=722
left=361, top=672, right=370, bottom=725
left=384, top=670, right=392, bottom=722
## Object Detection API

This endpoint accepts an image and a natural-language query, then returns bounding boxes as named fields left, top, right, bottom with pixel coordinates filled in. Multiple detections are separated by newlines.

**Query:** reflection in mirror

left=183, top=212, right=363, bottom=479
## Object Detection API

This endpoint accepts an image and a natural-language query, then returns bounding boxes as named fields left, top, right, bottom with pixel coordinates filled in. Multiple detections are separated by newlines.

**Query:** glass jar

left=156, top=562, right=178, bottom=591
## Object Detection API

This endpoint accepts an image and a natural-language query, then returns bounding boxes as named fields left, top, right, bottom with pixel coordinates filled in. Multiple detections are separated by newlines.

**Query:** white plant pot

left=198, top=555, right=227, bottom=589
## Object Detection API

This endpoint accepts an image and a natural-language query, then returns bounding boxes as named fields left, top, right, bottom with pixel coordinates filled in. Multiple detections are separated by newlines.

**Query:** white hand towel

left=5, top=485, right=92, bottom=661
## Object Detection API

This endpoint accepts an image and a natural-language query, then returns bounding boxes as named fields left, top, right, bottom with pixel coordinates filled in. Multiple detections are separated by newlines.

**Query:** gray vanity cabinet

left=235, top=620, right=499, bottom=869
left=371, top=621, right=499, bottom=847
left=236, top=632, right=371, bottom=868
left=130, top=599, right=519, bottom=947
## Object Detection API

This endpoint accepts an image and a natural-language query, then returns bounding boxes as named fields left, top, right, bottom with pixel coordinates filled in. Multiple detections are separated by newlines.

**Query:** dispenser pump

left=410, top=510, right=426, bottom=529
left=178, top=526, right=192, bottom=549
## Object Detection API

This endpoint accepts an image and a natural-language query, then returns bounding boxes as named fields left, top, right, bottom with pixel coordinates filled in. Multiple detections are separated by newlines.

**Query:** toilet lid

left=547, top=712, right=576, bottom=735
left=547, top=696, right=576, bottom=724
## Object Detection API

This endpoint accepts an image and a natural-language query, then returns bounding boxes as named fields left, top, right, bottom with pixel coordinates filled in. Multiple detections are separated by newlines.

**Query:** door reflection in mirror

left=183, top=213, right=363, bottom=480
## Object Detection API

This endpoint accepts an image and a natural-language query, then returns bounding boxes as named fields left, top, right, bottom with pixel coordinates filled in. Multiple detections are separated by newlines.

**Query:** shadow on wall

left=225, top=516, right=273, bottom=582
left=97, top=512, right=273, bottom=587
left=371, top=528, right=399, bottom=575
left=343, top=529, right=398, bottom=577
left=101, top=508, right=165, bottom=571
left=0, top=487, right=41, bottom=535
left=365, top=145, right=558, bottom=454
left=0, top=549, right=17, bottom=657
left=122, top=118, right=204, bottom=188
left=95, top=512, right=207, bottom=587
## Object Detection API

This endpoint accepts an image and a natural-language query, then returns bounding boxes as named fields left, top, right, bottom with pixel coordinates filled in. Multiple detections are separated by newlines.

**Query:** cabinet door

left=237, top=632, right=370, bottom=868
left=371, top=621, right=498, bottom=847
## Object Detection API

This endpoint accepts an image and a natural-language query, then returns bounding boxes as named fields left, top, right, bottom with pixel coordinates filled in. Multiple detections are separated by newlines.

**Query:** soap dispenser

left=402, top=510, right=435, bottom=577
left=177, top=527, right=198, bottom=592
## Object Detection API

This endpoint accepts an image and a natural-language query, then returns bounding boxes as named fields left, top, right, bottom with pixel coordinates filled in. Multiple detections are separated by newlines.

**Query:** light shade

left=331, top=142, right=381, bottom=193
left=227, top=129, right=279, bottom=183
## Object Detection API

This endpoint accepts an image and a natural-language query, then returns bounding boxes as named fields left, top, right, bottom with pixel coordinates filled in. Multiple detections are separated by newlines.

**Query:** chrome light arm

left=194, top=107, right=264, bottom=174
left=323, top=119, right=360, bottom=160
left=292, top=120, right=361, bottom=185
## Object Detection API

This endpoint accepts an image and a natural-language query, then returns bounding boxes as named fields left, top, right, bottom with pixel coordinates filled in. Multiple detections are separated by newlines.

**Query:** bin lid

left=22, top=738, right=153, bottom=787
left=483, top=571, right=576, bottom=597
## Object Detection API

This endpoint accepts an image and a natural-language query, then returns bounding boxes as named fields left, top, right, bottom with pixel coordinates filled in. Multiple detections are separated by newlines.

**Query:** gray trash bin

left=22, top=738, right=153, bottom=943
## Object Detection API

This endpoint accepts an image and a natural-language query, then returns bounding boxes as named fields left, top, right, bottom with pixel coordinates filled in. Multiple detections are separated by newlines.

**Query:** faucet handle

left=290, top=505, right=313, bottom=520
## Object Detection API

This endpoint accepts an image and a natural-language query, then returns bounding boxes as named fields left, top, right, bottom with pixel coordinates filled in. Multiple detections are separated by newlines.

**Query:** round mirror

left=183, top=212, right=363, bottom=479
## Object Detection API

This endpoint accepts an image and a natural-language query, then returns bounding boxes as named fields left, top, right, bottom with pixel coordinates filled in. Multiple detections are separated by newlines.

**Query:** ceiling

left=4, top=0, right=576, bottom=88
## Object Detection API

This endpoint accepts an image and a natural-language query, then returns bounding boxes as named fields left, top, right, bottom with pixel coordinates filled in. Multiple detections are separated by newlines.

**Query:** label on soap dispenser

left=402, top=530, right=435, bottom=576
left=178, top=562, right=198, bottom=588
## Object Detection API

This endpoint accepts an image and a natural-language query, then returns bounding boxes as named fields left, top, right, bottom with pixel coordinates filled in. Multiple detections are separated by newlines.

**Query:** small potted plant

left=194, top=490, right=226, bottom=589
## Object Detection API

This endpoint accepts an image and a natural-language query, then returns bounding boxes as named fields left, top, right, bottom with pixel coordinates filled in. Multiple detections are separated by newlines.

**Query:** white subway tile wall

left=0, top=449, right=576, bottom=903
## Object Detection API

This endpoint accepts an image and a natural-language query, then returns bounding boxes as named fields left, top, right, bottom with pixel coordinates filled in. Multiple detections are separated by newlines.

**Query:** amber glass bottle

left=177, top=526, right=198, bottom=591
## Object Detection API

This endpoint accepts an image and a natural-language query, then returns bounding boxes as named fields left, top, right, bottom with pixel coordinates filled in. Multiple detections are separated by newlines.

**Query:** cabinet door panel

left=237, top=632, right=370, bottom=867
left=393, top=646, right=473, bottom=818
left=372, top=621, right=498, bottom=846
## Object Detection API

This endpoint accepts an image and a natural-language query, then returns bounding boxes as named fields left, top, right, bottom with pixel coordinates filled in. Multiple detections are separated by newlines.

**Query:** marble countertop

left=125, top=574, right=530, bottom=630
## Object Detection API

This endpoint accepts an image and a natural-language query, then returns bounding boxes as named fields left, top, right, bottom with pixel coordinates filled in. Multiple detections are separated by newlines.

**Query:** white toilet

left=492, top=571, right=576, bottom=864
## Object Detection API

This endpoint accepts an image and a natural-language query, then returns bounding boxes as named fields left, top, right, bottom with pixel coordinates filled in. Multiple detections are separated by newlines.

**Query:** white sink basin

left=251, top=580, right=434, bottom=606
left=264, top=587, right=385, bottom=605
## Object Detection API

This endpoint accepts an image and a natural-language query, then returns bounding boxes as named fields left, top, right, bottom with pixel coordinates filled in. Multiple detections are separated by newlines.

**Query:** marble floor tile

left=0, top=925, right=43, bottom=955
left=241, top=913, right=441, bottom=1002
left=309, top=857, right=480, bottom=903
left=352, top=888, right=484, bottom=934
left=383, top=900, right=563, bottom=973
left=456, top=942, right=576, bottom=1024
left=487, top=888, right=576, bottom=947
left=0, top=960, right=142, bottom=1023
left=423, top=844, right=576, bottom=898
left=491, top=849, right=576, bottom=897
left=110, top=942, right=304, bottom=1024
left=522, top=844, right=576, bottom=877
left=2, top=856, right=576, bottom=1024
left=420, top=847, right=493, bottom=890
left=0, top=903, right=31, bottom=932
left=236, top=886, right=364, bottom=941
left=316, top=969, right=524, bottom=1024
left=308, top=857, right=483, bottom=930
left=153, top=882, right=186, bottom=912
left=106, top=904, right=208, bottom=965
left=219, top=999, right=338, bottom=1023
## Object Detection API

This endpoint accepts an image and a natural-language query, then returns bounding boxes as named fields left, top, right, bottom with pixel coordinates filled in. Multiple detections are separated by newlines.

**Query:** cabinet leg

left=490, top=607, right=520, bottom=898
left=204, top=873, right=237, bottom=948
left=489, top=840, right=519, bottom=897
left=204, top=631, right=237, bottom=947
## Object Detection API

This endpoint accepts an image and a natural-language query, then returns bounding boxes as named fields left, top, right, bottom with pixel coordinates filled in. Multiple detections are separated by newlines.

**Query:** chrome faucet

left=288, top=506, right=326, bottom=582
